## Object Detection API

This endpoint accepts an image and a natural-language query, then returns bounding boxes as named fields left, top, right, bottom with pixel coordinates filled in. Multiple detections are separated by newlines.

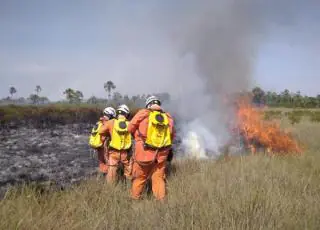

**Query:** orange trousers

left=97, top=147, right=108, bottom=173
left=131, top=161, right=166, bottom=200
left=107, top=151, right=132, bottom=184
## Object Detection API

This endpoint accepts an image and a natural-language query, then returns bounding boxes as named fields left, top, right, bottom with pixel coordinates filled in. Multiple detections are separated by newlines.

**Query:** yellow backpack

left=89, top=121, right=103, bottom=149
left=109, top=118, right=132, bottom=151
left=145, top=110, right=172, bottom=149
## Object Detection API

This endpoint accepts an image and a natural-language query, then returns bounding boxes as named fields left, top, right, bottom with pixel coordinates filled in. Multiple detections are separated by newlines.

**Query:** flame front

left=235, top=101, right=302, bottom=154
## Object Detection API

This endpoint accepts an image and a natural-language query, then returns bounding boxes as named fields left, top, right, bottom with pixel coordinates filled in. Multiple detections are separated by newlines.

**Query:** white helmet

left=103, top=107, right=116, bottom=118
left=146, top=95, right=161, bottom=108
left=116, top=104, right=130, bottom=116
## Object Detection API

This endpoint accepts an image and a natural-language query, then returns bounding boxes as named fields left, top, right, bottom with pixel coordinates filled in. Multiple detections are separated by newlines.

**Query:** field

left=1, top=108, right=320, bottom=229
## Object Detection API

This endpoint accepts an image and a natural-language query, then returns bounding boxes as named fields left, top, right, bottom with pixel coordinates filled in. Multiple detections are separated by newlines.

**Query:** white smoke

left=162, top=0, right=259, bottom=158
left=160, top=0, right=319, bottom=158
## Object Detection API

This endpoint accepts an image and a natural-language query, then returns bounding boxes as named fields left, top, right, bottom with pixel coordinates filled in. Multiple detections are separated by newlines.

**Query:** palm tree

left=104, top=81, right=116, bottom=100
left=35, top=85, right=42, bottom=95
left=9, top=87, right=17, bottom=98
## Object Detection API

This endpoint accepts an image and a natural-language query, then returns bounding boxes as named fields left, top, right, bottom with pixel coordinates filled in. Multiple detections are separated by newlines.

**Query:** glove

left=167, top=149, right=173, bottom=162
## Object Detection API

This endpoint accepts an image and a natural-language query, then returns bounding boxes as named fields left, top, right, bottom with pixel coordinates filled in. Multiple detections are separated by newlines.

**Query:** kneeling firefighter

left=128, top=96, right=175, bottom=201
left=89, top=107, right=116, bottom=174
left=99, top=104, right=133, bottom=184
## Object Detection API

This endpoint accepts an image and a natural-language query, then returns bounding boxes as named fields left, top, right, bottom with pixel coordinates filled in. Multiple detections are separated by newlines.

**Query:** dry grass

left=1, top=121, right=320, bottom=229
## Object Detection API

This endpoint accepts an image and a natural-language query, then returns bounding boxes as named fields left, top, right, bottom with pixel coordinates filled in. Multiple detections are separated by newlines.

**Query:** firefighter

left=89, top=107, right=116, bottom=174
left=99, top=104, right=133, bottom=184
left=128, top=96, right=175, bottom=201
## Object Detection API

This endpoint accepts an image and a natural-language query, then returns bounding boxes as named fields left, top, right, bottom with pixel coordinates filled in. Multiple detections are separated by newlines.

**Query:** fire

left=234, top=100, right=302, bottom=155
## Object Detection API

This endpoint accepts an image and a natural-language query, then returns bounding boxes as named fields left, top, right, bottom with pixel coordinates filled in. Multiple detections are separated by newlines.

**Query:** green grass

left=1, top=115, right=320, bottom=229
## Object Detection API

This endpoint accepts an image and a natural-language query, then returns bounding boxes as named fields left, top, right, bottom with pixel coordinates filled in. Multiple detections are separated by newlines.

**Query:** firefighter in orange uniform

left=99, top=104, right=133, bottom=184
left=128, top=96, right=175, bottom=201
left=95, top=107, right=116, bottom=174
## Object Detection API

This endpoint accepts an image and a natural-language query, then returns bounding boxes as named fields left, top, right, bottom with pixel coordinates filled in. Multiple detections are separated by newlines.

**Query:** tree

left=265, top=91, right=273, bottom=106
left=63, top=88, right=74, bottom=102
left=9, top=86, right=17, bottom=98
left=39, top=96, right=49, bottom=104
left=252, top=87, right=265, bottom=105
left=292, top=91, right=303, bottom=108
left=35, top=85, right=42, bottom=95
left=87, top=96, right=98, bottom=104
left=317, top=94, right=320, bottom=108
left=104, top=81, right=116, bottom=100
left=28, top=94, right=40, bottom=104
left=112, top=91, right=122, bottom=103
left=280, top=89, right=291, bottom=107
left=63, top=88, right=83, bottom=103
left=75, top=90, right=84, bottom=103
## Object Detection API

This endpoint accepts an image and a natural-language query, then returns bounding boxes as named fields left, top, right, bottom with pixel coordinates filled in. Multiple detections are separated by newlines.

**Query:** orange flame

left=235, top=100, right=302, bottom=155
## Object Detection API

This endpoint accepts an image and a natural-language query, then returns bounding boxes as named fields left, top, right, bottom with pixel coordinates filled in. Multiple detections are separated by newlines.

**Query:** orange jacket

left=99, top=119, right=130, bottom=155
left=128, top=108, right=175, bottom=163
left=98, top=117, right=111, bottom=144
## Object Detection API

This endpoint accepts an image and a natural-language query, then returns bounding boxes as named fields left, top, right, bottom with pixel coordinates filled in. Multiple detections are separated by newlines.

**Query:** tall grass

left=1, top=117, right=320, bottom=229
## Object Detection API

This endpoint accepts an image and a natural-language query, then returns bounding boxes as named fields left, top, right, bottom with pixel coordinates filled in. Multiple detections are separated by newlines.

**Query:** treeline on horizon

left=2, top=82, right=320, bottom=108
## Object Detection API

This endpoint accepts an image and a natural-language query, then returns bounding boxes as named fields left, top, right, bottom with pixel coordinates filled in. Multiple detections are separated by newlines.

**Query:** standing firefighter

left=99, top=104, right=133, bottom=184
left=89, top=107, right=116, bottom=174
left=128, top=96, right=175, bottom=201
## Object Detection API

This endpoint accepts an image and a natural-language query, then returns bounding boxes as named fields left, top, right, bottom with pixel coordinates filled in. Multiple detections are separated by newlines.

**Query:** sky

left=0, top=0, right=319, bottom=101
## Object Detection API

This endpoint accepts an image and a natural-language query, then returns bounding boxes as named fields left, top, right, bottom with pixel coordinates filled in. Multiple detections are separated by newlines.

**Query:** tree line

left=3, top=81, right=170, bottom=107
left=3, top=83, right=320, bottom=108
left=252, top=87, right=320, bottom=108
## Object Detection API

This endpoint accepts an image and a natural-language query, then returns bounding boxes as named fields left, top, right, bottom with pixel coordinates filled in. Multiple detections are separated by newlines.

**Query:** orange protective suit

left=99, top=118, right=132, bottom=183
left=128, top=106, right=175, bottom=200
left=97, top=117, right=110, bottom=174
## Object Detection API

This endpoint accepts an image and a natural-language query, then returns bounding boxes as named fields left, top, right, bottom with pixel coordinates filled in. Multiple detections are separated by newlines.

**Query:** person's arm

left=99, top=121, right=111, bottom=143
left=128, top=110, right=148, bottom=134
left=167, top=113, right=175, bottom=141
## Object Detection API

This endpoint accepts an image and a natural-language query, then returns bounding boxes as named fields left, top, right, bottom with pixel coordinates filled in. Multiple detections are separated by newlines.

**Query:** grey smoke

left=159, top=0, right=319, bottom=156
left=163, top=1, right=260, bottom=155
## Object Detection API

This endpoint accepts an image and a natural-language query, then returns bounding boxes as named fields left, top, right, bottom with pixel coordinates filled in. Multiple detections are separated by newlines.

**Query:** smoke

left=161, top=1, right=262, bottom=157
left=157, top=0, right=319, bottom=157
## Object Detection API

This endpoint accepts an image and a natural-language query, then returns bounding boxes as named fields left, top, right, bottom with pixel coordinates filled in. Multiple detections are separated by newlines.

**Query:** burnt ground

left=0, top=124, right=99, bottom=197
left=0, top=122, right=245, bottom=197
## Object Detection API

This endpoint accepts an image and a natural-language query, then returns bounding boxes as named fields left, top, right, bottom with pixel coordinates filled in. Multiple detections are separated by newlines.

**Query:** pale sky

left=0, top=0, right=319, bottom=100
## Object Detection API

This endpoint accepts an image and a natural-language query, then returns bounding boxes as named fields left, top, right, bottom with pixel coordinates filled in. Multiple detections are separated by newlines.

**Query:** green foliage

left=253, top=88, right=320, bottom=108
